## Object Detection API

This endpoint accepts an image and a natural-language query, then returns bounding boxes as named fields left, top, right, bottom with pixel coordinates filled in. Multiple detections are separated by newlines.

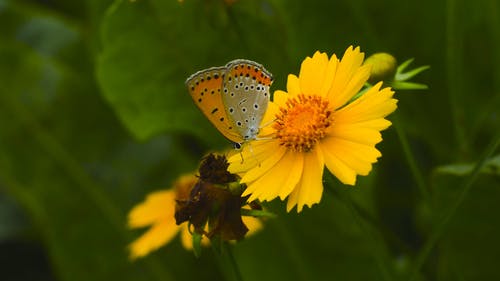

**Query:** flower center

left=273, top=94, right=333, bottom=152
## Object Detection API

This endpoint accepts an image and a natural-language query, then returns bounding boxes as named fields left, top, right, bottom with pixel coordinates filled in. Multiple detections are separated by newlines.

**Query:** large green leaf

left=97, top=0, right=287, bottom=143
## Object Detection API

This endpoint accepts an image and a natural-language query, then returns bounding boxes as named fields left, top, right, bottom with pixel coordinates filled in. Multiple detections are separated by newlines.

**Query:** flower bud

left=364, top=53, right=397, bottom=84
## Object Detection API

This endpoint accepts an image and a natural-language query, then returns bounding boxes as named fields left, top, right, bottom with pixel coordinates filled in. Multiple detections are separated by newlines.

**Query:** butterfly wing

left=185, top=66, right=243, bottom=144
left=221, top=59, right=273, bottom=141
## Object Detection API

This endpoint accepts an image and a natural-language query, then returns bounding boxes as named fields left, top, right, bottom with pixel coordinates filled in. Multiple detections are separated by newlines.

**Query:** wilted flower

left=128, top=154, right=262, bottom=259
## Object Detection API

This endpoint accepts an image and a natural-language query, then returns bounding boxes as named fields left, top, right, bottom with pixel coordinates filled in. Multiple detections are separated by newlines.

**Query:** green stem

left=445, top=0, right=467, bottom=155
left=408, top=133, right=500, bottom=281
left=393, top=115, right=430, bottom=203
left=325, top=180, right=395, bottom=281
left=213, top=242, right=243, bottom=281
left=224, top=242, right=244, bottom=281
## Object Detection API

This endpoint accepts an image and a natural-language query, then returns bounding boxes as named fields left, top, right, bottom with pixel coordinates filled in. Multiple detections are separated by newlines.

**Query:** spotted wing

left=221, top=59, right=273, bottom=141
left=185, top=66, right=243, bottom=144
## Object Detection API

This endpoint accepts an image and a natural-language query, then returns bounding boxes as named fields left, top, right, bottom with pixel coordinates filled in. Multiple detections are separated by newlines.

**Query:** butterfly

left=185, top=59, right=273, bottom=148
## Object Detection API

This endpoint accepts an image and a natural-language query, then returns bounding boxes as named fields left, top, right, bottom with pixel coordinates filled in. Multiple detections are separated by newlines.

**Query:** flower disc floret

left=274, top=94, right=333, bottom=152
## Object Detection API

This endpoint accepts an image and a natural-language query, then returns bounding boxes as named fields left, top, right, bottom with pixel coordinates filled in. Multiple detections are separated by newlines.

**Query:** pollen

left=273, top=94, right=333, bottom=152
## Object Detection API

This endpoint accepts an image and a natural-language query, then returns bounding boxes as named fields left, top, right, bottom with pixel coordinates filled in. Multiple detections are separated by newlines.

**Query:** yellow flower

left=228, top=46, right=398, bottom=212
left=128, top=174, right=262, bottom=260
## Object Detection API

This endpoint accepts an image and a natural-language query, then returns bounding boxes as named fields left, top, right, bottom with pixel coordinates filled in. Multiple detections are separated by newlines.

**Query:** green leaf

left=240, top=208, right=277, bottom=218
left=434, top=154, right=500, bottom=176
left=395, top=58, right=415, bottom=75
left=97, top=0, right=205, bottom=141
left=192, top=231, right=203, bottom=258
left=396, top=65, right=430, bottom=82
left=394, top=58, right=430, bottom=82
left=390, top=80, right=429, bottom=90
left=97, top=0, right=287, bottom=143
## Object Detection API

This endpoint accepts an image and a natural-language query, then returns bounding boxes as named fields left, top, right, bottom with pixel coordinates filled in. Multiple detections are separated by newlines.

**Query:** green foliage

left=192, top=232, right=203, bottom=258
left=434, top=154, right=500, bottom=176
left=391, top=59, right=430, bottom=90
left=0, top=0, right=499, bottom=281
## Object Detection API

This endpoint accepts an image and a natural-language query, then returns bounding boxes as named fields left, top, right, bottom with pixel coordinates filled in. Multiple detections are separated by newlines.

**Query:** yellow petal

left=129, top=220, right=179, bottom=260
left=180, top=224, right=192, bottom=250
left=262, top=96, right=280, bottom=121
left=319, top=54, right=339, bottom=96
left=243, top=149, right=302, bottom=202
left=330, top=64, right=371, bottom=107
left=277, top=151, right=304, bottom=199
left=242, top=215, right=263, bottom=236
left=328, top=46, right=366, bottom=109
left=128, top=190, right=176, bottom=228
left=240, top=145, right=287, bottom=184
left=335, top=119, right=392, bottom=131
left=242, top=157, right=290, bottom=201
left=321, top=137, right=381, bottom=175
left=337, top=83, right=397, bottom=122
left=329, top=122, right=383, bottom=146
left=286, top=74, right=301, bottom=97
left=299, top=51, right=329, bottom=96
left=259, top=99, right=279, bottom=137
left=320, top=143, right=357, bottom=185
left=323, top=136, right=381, bottom=161
left=286, top=148, right=324, bottom=212
left=228, top=140, right=277, bottom=174
left=273, top=89, right=289, bottom=105
left=259, top=126, right=276, bottom=138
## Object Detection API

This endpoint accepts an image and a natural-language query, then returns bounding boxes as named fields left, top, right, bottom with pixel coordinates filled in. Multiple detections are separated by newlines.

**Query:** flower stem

left=324, top=180, right=395, bottom=281
left=224, top=242, right=244, bottom=281
left=213, top=241, right=243, bottom=281
left=393, top=114, right=430, bottom=203
left=407, top=132, right=500, bottom=281
left=445, top=0, right=467, bottom=155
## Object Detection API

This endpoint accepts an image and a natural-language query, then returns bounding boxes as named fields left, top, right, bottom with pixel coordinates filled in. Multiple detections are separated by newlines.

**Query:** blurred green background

left=0, top=0, right=499, bottom=280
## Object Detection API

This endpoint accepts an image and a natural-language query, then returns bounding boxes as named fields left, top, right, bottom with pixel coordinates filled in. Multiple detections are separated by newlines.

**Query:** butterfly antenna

left=260, top=118, right=277, bottom=129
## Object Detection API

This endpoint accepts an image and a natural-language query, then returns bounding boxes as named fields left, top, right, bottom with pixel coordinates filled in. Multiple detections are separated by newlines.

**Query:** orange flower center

left=273, top=94, right=333, bottom=152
